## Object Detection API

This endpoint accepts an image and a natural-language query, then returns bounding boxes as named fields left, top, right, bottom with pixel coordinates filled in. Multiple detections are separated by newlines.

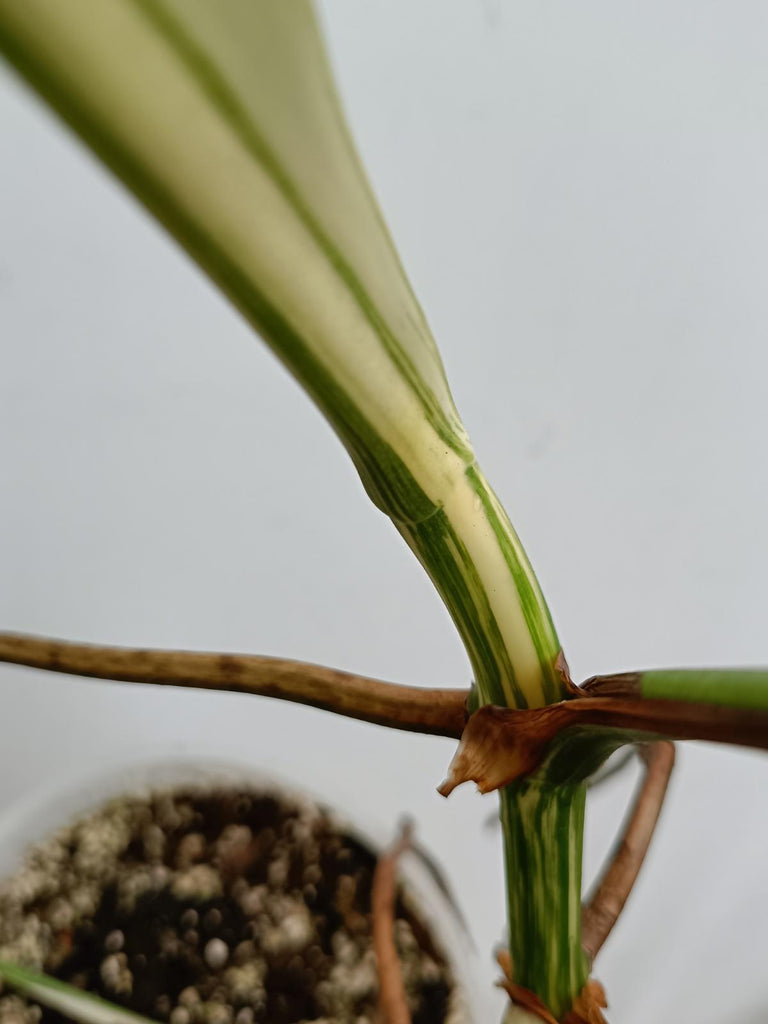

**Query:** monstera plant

left=0, top=2, right=766, bottom=1022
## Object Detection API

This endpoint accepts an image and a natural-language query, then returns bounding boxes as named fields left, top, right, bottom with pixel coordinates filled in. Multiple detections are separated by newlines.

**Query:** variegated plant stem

left=501, top=783, right=587, bottom=1019
left=0, top=1, right=584, bottom=1013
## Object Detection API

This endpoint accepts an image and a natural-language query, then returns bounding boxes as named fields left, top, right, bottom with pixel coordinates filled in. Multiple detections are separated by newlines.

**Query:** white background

left=2, top=2, right=768, bottom=1020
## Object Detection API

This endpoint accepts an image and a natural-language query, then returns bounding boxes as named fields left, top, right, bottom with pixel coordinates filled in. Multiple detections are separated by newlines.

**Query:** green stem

left=401, top=473, right=588, bottom=1016
left=641, top=668, right=768, bottom=709
left=396, top=468, right=565, bottom=711
left=501, top=782, right=588, bottom=1020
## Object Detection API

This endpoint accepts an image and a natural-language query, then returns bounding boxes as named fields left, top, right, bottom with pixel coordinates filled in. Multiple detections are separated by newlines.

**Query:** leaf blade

left=0, top=0, right=563, bottom=707
left=0, top=960, right=155, bottom=1024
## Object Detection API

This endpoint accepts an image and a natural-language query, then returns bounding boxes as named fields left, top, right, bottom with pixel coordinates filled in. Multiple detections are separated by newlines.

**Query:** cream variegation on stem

left=0, top=0, right=582, bottom=1015
left=0, top=0, right=564, bottom=711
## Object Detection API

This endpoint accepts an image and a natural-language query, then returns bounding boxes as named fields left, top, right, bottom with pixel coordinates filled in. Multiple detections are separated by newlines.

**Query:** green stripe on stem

left=465, top=466, right=562, bottom=706
left=501, top=783, right=588, bottom=1020
left=400, top=512, right=525, bottom=709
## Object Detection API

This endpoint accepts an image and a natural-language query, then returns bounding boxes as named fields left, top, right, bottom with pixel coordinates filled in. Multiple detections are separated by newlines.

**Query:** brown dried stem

left=581, top=741, right=675, bottom=962
left=0, top=632, right=467, bottom=738
left=439, top=696, right=768, bottom=795
left=372, top=822, right=414, bottom=1024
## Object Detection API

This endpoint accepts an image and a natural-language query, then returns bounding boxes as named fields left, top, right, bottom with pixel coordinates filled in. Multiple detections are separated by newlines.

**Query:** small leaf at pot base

left=0, top=959, right=155, bottom=1024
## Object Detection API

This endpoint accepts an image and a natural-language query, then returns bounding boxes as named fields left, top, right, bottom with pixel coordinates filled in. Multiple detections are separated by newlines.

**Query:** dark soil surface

left=0, top=786, right=464, bottom=1024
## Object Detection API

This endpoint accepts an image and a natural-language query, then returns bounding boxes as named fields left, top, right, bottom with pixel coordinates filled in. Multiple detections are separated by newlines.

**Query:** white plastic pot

left=0, top=755, right=479, bottom=1022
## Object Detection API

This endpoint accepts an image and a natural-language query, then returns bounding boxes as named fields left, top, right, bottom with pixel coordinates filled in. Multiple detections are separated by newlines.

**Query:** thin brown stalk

left=581, top=742, right=675, bottom=962
left=372, top=823, right=413, bottom=1024
left=561, top=696, right=768, bottom=750
left=0, top=632, right=467, bottom=738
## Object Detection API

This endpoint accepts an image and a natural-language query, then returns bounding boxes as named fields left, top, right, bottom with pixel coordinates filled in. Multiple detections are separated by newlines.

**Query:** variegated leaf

left=0, top=0, right=563, bottom=708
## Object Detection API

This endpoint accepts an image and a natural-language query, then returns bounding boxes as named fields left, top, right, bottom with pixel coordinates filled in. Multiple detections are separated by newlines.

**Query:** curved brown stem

left=581, top=741, right=675, bottom=962
left=0, top=632, right=467, bottom=738
left=372, top=823, right=414, bottom=1024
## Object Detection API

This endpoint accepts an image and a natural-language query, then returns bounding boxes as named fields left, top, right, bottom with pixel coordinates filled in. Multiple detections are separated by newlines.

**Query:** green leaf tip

left=0, top=960, right=155, bottom=1024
